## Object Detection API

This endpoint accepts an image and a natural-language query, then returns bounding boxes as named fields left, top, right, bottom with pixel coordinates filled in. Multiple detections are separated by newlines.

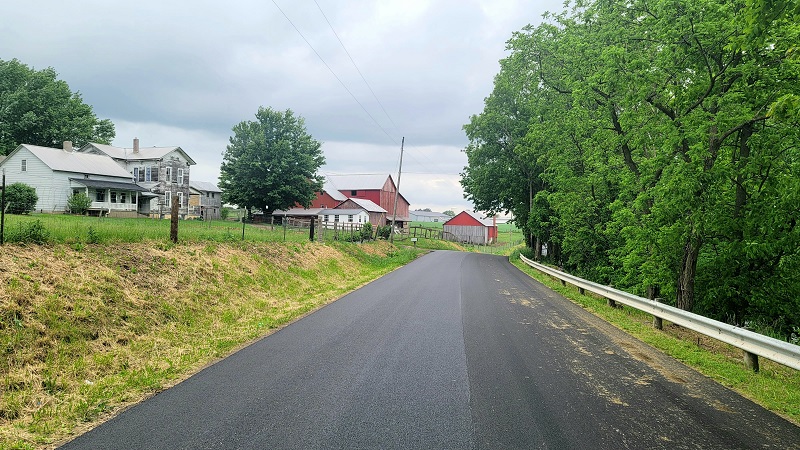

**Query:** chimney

left=133, top=137, right=140, bottom=154
left=63, top=141, right=73, bottom=152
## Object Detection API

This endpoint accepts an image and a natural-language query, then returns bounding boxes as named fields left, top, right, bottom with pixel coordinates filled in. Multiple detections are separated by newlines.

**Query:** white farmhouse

left=0, top=142, right=149, bottom=215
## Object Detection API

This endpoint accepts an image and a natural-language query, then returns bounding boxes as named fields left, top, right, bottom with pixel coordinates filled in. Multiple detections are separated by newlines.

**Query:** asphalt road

left=60, top=251, right=800, bottom=449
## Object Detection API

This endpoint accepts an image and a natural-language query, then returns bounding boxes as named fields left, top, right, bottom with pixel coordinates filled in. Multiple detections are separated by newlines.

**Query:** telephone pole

left=390, top=137, right=404, bottom=244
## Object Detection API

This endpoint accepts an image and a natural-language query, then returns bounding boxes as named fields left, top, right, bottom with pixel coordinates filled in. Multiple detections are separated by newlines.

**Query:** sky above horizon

left=3, top=0, right=565, bottom=213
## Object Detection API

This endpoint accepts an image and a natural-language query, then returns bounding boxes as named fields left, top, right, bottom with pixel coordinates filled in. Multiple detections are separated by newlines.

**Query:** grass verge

left=509, top=251, right=800, bottom=426
left=1, top=240, right=420, bottom=449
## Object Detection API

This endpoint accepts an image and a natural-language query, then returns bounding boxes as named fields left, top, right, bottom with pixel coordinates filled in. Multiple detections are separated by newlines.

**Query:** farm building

left=443, top=211, right=498, bottom=245
left=409, top=210, right=450, bottom=223
left=0, top=142, right=150, bottom=216
left=188, top=181, right=222, bottom=220
left=313, top=174, right=410, bottom=228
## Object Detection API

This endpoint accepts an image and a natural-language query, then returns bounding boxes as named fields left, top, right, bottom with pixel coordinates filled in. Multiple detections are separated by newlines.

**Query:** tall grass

left=1, top=214, right=310, bottom=245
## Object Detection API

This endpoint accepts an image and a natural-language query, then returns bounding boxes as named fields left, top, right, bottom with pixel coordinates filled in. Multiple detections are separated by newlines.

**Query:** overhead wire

left=270, top=0, right=399, bottom=145
left=312, top=0, right=402, bottom=137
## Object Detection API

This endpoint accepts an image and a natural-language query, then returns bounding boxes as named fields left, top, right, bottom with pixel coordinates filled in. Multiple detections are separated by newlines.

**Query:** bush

left=376, top=225, right=392, bottom=240
left=360, top=222, right=373, bottom=241
left=67, top=193, right=92, bottom=215
left=3, top=182, right=38, bottom=214
left=220, top=208, right=230, bottom=220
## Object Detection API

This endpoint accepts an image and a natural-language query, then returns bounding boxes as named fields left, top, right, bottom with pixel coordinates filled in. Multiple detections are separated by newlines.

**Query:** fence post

left=170, top=195, right=179, bottom=243
left=309, top=217, right=316, bottom=242
left=744, top=351, right=759, bottom=372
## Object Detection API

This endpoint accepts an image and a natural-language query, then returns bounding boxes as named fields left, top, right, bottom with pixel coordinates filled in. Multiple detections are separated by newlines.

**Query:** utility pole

left=390, top=137, right=404, bottom=244
left=1, top=169, right=5, bottom=245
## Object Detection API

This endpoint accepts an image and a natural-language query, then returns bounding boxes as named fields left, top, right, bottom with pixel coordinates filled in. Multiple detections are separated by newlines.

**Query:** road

left=60, top=251, right=800, bottom=449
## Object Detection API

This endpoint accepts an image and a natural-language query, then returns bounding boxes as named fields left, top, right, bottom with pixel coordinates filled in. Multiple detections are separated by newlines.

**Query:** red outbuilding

left=443, top=211, right=498, bottom=244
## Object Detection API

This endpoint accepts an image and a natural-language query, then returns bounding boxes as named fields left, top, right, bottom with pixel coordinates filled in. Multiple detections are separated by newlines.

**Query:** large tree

left=0, top=59, right=115, bottom=154
left=219, top=107, right=325, bottom=213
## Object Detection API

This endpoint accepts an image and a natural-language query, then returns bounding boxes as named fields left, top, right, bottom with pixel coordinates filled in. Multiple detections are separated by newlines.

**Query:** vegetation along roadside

left=0, top=239, right=421, bottom=449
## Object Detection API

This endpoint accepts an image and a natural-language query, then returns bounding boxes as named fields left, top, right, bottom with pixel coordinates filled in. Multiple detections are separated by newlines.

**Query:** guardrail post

left=744, top=351, right=759, bottom=372
left=607, top=299, right=617, bottom=308
left=578, top=287, right=585, bottom=295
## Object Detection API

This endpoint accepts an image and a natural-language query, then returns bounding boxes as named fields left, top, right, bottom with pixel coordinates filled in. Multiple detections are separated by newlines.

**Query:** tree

left=3, top=183, right=38, bottom=214
left=443, top=210, right=455, bottom=217
left=219, top=107, right=325, bottom=214
left=67, top=192, right=91, bottom=215
left=0, top=59, right=115, bottom=155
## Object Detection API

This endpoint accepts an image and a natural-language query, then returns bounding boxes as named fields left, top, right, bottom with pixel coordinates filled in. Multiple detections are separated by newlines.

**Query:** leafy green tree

left=0, top=59, right=115, bottom=154
left=443, top=210, right=455, bottom=217
left=3, top=183, right=38, bottom=214
left=360, top=222, right=373, bottom=241
left=219, top=107, right=325, bottom=214
left=67, top=193, right=91, bottom=215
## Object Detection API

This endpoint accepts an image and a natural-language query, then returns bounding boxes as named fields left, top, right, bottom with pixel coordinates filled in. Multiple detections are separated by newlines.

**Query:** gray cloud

left=2, top=0, right=564, bottom=212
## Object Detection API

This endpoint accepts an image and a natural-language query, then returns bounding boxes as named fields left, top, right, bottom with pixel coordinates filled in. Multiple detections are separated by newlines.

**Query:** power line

left=270, top=0, right=398, bottom=145
left=312, top=0, right=402, bottom=137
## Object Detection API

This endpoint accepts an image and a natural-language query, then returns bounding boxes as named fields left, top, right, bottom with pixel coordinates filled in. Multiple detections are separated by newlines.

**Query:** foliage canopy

left=462, top=0, right=800, bottom=336
left=219, top=107, right=324, bottom=213
left=0, top=58, right=115, bottom=155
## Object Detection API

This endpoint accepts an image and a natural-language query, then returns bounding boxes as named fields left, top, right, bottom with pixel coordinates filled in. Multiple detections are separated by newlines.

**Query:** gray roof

left=411, top=210, right=449, bottom=218
left=69, top=178, right=149, bottom=192
left=321, top=177, right=348, bottom=201
left=321, top=209, right=366, bottom=216
left=344, top=197, right=387, bottom=213
left=85, top=143, right=197, bottom=165
left=20, top=144, right=133, bottom=178
left=272, top=208, right=324, bottom=217
left=326, top=174, right=392, bottom=191
left=189, top=180, right=221, bottom=193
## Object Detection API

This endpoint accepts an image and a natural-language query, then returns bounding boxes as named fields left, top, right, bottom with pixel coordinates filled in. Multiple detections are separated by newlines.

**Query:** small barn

left=443, top=211, right=498, bottom=245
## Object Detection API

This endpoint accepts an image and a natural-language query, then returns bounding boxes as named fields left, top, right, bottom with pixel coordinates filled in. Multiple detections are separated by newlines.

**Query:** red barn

left=443, top=211, right=498, bottom=244
left=313, top=174, right=410, bottom=228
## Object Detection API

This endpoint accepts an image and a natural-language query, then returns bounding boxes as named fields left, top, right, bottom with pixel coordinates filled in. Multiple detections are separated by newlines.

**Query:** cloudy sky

left=3, top=0, right=564, bottom=213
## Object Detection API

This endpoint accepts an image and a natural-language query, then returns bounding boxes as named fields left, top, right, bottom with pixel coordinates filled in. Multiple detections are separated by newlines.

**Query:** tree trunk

left=534, top=235, right=542, bottom=260
left=676, top=235, right=701, bottom=311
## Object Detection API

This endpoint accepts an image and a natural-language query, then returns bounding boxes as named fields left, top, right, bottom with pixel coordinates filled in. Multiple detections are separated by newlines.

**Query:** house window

left=120, top=192, right=127, bottom=204
left=324, top=215, right=329, bottom=222
left=178, top=168, right=184, bottom=185
left=133, top=167, right=140, bottom=182
left=334, top=215, right=339, bottom=222
left=145, top=166, right=152, bottom=182
left=165, top=191, right=171, bottom=208
left=111, top=192, right=118, bottom=203
left=166, top=167, right=172, bottom=182
left=152, top=166, right=159, bottom=182
left=348, top=215, right=354, bottom=222
left=96, top=190, right=106, bottom=202
left=21, top=159, right=27, bottom=172
left=178, top=192, right=184, bottom=207
left=350, top=190, right=357, bottom=196
left=206, top=192, right=210, bottom=198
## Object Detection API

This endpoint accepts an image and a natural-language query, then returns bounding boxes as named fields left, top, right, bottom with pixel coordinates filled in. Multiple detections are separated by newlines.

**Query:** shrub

left=360, top=222, right=373, bottom=241
left=376, top=225, right=392, bottom=240
left=220, top=208, right=230, bottom=220
left=67, top=193, right=92, bottom=215
left=2, top=182, right=38, bottom=214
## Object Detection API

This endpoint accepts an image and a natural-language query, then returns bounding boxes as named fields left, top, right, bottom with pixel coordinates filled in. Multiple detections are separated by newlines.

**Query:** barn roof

left=326, top=174, right=392, bottom=191
left=16, top=144, right=134, bottom=178
left=321, top=178, right=348, bottom=201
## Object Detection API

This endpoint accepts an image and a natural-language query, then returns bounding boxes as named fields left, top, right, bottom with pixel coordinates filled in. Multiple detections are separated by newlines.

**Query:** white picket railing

left=519, top=254, right=800, bottom=371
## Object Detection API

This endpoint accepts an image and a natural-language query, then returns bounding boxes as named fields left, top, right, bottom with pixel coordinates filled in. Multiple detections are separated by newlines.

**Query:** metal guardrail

left=519, top=254, right=800, bottom=371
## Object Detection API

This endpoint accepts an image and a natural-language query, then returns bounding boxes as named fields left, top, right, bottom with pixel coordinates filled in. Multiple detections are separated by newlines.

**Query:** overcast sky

left=3, top=0, right=565, bottom=213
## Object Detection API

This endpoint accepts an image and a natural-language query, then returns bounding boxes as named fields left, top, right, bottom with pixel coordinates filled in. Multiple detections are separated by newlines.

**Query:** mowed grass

left=2, top=214, right=310, bottom=245
left=509, top=251, right=800, bottom=426
left=0, top=240, right=421, bottom=449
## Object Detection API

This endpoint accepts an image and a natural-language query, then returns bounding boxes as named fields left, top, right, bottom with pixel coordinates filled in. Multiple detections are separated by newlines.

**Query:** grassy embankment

left=509, top=251, right=800, bottom=426
left=0, top=215, right=422, bottom=449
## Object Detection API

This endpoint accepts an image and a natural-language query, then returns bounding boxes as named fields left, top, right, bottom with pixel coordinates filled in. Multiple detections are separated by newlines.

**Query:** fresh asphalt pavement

left=59, top=251, right=800, bottom=449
